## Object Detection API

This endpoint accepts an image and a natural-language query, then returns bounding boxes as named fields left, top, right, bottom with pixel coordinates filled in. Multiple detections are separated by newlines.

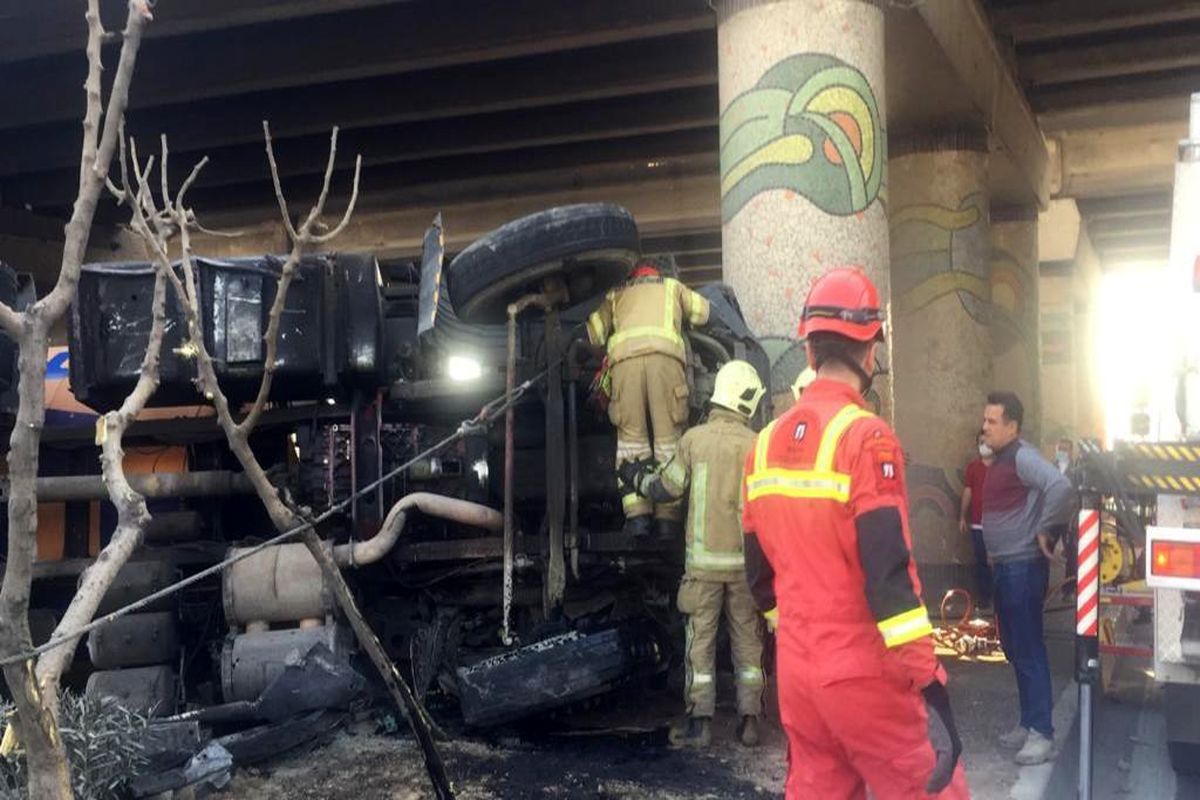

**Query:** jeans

left=970, top=526, right=993, bottom=606
left=993, top=556, right=1053, bottom=738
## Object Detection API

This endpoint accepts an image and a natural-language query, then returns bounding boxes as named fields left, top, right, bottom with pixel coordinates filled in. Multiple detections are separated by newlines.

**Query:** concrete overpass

left=0, top=2, right=1185, bottom=269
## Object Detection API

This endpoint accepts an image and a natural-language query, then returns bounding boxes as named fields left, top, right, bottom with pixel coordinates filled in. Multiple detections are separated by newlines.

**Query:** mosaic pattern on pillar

left=991, top=246, right=1040, bottom=408
left=720, top=53, right=886, bottom=223
left=905, top=461, right=960, bottom=521
left=890, top=193, right=990, bottom=325
left=757, top=335, right=882, bottom=418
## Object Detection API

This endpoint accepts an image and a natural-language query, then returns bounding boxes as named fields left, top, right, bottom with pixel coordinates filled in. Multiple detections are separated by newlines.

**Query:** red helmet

left=796, top=266, right=885, bottom=342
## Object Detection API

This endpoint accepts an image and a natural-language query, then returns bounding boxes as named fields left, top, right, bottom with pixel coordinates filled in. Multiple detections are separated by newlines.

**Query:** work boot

left=623, top=516, right=653, bottom=538
left=668, top=716, right=712, bottom=749
left=655, top=518, right=683, bottom=541
left=999, top=725, right=1029, bottom=750
left=737, top=715, right=760, bottom=748
left=1015, top=730, right=1054, bottom=765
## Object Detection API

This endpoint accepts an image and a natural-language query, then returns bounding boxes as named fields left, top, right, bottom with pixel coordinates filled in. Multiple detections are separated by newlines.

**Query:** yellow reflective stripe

left=688, top=463, right=745, bottom=570
left=622, top=493, right=643, bottom=511
left=663, top=278, right=678, bottom=333
left=679, top=284, right=708, bottom=326
left=692, top=672, right=714, bottom=685
left=586, top=312, right=606, bottom=345
left=691, top=552, right=745, bottom=569
left=737, top=667, right=764, bottom=684
left=745, top=468, right=851, bottom=502
left=877, top=606, right=933, bottom=648
left=607, top=326, right=683, bottom=351
left=753, top=421, right=778, bottom=474
left=815, top=404, right=873, bottom=472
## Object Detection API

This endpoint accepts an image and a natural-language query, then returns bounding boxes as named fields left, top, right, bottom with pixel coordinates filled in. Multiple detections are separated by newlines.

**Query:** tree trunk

left=0, top=325, right=73, bottom=799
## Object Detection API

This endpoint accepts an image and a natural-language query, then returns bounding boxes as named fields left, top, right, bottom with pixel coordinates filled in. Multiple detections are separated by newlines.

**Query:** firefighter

left=742, top=266, right=969, bottom=799
left=587, top=254, right=711, bottom=538
left=620, top=360, right=767, bottom=749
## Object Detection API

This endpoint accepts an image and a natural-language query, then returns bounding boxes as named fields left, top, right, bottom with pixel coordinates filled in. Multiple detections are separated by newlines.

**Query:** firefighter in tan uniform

left=620, top=360, right=767, bottom=749
left=587, top=255, right=711, bottom=537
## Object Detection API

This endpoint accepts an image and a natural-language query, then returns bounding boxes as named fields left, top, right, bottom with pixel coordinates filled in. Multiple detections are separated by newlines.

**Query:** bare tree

left=32, top=134, right=177, bottom=705
left=118, top=125, right=454, bottom=799
left=0, top=3, right=152, bottom=798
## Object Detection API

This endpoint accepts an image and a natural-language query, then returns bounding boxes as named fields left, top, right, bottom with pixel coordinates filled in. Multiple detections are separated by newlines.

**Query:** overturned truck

left=5, top=204, right=770, bottom=729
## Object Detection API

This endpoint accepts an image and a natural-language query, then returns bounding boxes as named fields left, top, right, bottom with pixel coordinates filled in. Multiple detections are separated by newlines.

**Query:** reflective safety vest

left=741, top=378, right=940, bottom=689
left=656, top=407, right=757, bottom=579
left=586, top=276, right=710, bottom=365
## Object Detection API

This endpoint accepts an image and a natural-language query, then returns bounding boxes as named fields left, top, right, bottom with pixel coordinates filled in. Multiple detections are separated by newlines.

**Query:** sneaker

left=1015, top=730, right=1054, bottom=765
left=668, top=716, right=712, bottom=749
left=999, top=725, right=1029, bottom=749
left=737, top=715, right=760, bottom=748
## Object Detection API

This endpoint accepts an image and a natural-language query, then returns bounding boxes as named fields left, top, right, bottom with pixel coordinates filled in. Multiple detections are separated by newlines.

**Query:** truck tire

left=446, top=204, right=639, bottom=324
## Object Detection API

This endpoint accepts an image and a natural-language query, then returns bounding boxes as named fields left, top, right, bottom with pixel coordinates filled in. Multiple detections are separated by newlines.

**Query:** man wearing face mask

left=980, top=392, right=1074, bottom=766
left=960, top=432, right=995, bottom=609
left=742, top=267, right=968, bottom=799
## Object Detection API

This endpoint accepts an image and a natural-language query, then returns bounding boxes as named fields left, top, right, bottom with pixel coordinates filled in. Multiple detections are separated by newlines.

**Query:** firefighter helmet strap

left=813, top=343, right=876, bottom=397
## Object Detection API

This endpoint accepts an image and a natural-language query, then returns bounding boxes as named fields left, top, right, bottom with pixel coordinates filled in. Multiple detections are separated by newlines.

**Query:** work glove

left=762, top=607, right=778, bottom=633
left=617, top=457, right=658, bottom=498
left=922, top=681, right=962, bottom=794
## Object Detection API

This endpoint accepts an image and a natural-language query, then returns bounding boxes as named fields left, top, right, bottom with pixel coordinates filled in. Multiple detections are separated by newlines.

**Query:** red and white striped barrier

left=1077, top=509, right=1101, bottom=637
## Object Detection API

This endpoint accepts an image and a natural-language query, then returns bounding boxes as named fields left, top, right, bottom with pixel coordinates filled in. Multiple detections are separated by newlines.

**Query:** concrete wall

left=1039, top=227, right=1104, bottom=452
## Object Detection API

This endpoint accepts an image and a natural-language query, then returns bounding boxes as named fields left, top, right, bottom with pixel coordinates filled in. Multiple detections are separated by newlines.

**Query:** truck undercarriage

left=2, top=204, right=772, bottom=732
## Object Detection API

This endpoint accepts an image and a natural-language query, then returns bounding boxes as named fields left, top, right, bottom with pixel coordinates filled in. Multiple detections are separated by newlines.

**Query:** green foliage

left=0, top=693, right=149, bottom=800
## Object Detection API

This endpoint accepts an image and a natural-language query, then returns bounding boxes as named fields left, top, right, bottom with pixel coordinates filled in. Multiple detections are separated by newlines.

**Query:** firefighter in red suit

left=742, top=267, right=970, bottom=799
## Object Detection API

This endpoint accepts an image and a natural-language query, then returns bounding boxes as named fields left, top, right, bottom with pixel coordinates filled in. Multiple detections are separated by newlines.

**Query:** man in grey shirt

left=981, top=391, right=1074, bottom=766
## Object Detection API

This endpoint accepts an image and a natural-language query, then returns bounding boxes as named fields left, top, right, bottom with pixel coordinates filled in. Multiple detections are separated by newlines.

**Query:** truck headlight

left=447, top=354, right=483, bottom=382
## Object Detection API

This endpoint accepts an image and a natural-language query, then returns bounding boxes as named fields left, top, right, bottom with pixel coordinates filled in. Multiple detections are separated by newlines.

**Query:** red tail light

left=1147, top=526, right=1200, bottom=591
left=1152, top=540, right=1200, bottom=579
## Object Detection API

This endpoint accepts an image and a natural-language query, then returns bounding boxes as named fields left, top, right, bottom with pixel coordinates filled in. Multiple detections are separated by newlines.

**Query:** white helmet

left=711, top=360, right=765, bottom=418
left=791, top=367, right=817, bottom=400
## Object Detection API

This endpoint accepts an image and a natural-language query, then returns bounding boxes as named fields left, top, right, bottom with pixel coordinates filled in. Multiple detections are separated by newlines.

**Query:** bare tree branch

left=38, top=2, right=149, bottom=323
left=262, top=121, right=299, bottom=242
left=34, top=265, right=168, bottom=694
left=238, top=125, right=362, bottom=434
left=310, top=155, right=363, bottom=244
left=159, top=134, right=171, bottom=213
left=78, top=0, right=103, bottom=194
left=0, top=303, right=24, bottom=340
left=0, top=4, right=152, bottom=797
left=187, top=213, right=245, bottom=239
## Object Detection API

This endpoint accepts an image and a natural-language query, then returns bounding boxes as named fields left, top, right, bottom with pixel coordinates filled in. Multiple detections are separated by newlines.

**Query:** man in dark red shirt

left=959, top=431, right=994, bottom=609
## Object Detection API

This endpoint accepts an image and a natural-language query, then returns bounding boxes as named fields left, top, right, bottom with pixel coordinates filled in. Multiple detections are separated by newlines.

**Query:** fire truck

left=1075, top=94, right=1200, bottom=778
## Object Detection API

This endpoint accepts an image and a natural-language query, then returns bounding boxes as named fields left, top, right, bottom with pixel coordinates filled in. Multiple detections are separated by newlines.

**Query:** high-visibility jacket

left=586, top=275, right=710, bottom=365
left=648, top=407, right=757, bottom=580
left=742, top=378, right=943, bottom=691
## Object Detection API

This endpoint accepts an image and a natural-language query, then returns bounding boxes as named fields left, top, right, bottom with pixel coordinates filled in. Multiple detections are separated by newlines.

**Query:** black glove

left=617, top=457, right=657, bottom=498
left=922, top=681, right=962, bottom=794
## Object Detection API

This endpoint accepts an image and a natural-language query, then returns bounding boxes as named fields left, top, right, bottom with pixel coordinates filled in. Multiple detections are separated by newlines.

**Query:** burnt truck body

left=7, top=205, right=770, bottom=725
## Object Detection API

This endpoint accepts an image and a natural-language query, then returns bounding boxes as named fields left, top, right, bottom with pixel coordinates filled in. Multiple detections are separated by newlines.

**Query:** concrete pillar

left=889, top=129, right=991, bottom=597
left=991, top=206, right=1042, bottom=447
left=716, top=0, right=891, bottom=417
